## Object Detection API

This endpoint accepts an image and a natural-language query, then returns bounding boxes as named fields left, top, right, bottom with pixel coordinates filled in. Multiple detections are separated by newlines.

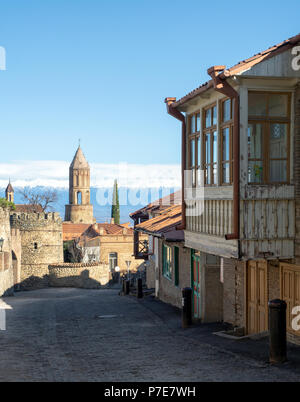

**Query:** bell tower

left=5, top=180, right=14, bottom=203
left=64, top=146, right=95, bottom=224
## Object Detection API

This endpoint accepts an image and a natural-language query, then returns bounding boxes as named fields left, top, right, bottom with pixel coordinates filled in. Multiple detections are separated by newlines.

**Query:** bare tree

left=19, top=187, right=58, bottom=212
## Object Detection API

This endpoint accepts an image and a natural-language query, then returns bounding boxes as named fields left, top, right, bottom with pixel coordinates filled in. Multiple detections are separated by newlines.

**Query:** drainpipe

left=207, top=66, right=240, bottom=241
left=164, top=97, right=186, bottom=230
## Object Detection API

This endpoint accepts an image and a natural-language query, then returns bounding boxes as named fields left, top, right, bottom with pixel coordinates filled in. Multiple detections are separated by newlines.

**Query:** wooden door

left=281, top=263, right=300, bottom=335
left=192, top=252, right=201, bottom=319
left=247, top=261, right=268, bottom=335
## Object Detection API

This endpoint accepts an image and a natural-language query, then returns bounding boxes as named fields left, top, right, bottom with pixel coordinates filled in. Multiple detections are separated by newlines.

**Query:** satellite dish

left=115, top=266, right=120, bottom=272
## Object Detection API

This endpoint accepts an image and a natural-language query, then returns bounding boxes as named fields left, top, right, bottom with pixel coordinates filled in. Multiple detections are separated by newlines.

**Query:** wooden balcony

left=185, top=185, right=295, bottom=260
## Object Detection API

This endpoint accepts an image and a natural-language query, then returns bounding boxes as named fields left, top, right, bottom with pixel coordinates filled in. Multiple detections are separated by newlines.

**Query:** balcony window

left=248, top=92, right=290, bottom=184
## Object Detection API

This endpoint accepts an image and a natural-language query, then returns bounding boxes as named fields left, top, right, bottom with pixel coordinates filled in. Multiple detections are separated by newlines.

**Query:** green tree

left=111, top=179, right=120, bottom=225
left=0, top=197, right=16, bottom=211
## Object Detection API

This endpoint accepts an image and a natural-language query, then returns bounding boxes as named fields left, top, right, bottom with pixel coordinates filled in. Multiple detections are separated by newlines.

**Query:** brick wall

left=99, top=234, right=146, bottom=273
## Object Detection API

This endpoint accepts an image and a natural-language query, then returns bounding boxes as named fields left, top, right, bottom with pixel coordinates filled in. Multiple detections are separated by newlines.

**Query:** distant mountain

left=0, top=186, right=179, bottom=225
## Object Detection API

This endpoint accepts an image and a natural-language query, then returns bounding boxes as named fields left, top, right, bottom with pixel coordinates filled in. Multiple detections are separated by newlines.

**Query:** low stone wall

left=48, top=263, right=111, bottom=289
left=0, top=267, right=14, bottom=297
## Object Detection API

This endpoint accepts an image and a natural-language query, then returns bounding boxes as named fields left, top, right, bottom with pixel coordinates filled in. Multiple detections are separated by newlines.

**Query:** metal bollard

left=182, top=287, right=192, bottom=329
left=269, top=299, right=287, bottom=364
left=137, top=278, right=143, bottom=299
left=125, top=280, right=130, bottom=295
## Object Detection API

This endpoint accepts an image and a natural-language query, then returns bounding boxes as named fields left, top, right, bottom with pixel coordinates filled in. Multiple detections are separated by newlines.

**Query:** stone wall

left=11, top=212, right=63, bottom=290
left=48, top=262, right=110, bottom=288
left=157, top=239, right=190, bottom=309
left=223, top=258, right=246, bottom=328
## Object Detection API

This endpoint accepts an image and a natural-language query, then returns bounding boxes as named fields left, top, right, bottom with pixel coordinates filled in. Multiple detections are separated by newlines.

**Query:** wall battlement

left=11, top=212, right=61, bottom=223
left=49, top=262, right=106, bottom=269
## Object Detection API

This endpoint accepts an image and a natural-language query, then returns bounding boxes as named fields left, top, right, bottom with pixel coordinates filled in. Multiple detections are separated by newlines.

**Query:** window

left=188, top=112, right=201, bottom=187
left=220, top=98, right=234, bottom=184
left=204, top=104, right=217, bottom=185
left=109, top=252, right=118, bottom=271
left=248, top=92, right=290, bottom=184
left=162, top=244, right=173, bottom=280
left=88, top=254, right=96, bottom=263
left=77, top=191, right=82, bottom=205
left=34, top=243, right=38, bottom=250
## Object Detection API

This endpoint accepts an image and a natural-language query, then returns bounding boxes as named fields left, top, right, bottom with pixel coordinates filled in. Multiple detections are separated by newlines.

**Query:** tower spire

left=64, top=146, right=95, bottom=224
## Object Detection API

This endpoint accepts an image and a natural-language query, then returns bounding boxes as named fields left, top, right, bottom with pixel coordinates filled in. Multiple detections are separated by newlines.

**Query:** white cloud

left=0, top=160, right=181, bottom=189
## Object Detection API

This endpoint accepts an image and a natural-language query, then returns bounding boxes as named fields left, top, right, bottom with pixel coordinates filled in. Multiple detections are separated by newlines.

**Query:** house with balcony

left=165, top=33, right=300, bottom=341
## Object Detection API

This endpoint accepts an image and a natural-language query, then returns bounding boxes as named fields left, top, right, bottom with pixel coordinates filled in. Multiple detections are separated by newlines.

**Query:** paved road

left=0, top=288, right=299, bottom=382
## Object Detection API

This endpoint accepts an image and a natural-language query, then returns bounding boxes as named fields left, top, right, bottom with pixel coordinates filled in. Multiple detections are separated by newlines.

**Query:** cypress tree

left=111, top=179, right=120, bottom=224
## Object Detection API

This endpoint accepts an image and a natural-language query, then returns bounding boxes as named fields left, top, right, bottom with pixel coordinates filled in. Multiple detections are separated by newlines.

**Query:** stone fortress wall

left=10, top=212, right=64, bottom=290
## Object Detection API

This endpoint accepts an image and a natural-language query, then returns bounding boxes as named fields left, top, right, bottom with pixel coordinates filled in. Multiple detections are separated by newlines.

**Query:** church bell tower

left=64, top=146, right=95, bottom=224
left=5, top=180, right=14, bottom=203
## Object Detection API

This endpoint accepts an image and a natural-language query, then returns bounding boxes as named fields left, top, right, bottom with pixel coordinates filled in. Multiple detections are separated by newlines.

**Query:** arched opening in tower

left=77, top=191, right=82, bottom=205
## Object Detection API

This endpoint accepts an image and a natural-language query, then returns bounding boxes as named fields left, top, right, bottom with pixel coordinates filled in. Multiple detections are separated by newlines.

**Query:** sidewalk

left=137, top=293, right=300, bottom=375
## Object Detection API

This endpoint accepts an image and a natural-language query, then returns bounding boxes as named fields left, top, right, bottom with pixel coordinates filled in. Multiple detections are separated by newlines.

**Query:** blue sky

left=0, top=0, right=299, bottom=177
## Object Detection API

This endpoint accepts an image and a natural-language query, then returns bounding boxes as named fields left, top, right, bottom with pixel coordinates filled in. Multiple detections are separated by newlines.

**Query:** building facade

left=63, top=222, right=146, bottom=274
left=166, top=33, right=300, bottom=340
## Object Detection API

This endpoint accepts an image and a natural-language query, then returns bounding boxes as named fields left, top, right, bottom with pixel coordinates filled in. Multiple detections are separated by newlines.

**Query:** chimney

left=111, top=218, right=114, bottom=224
left=99, top=227, right=104, bottom=236
left=122, top=227, right=127, bottom=235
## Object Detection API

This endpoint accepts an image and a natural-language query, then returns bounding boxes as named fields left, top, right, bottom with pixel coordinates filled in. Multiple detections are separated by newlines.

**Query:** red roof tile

left=15, top=204, right=43, bottom=213
left=130, top=190, right=181, bottom=218
left=62, top=223, right=91, bottom=241
left=136, top=204, right=182, bottom=237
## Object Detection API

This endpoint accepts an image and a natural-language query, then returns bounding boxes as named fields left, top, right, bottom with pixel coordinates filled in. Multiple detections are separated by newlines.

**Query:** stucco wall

left=202, top=263, right=223, bottom=323
left=0, top=266, right=14, bottom=296
left=48, top=262, right=110, bottom=288
left=157, top=239, right=190, bottom=309
left=0, top=208, right=14, bottom=296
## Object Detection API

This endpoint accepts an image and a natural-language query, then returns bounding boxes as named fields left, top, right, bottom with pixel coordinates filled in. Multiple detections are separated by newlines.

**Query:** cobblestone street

left=0, top=288, right=299, bottom=382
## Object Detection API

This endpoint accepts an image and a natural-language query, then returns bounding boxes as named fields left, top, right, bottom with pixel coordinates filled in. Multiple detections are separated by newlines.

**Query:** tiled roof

left=173, top=33, right=300, bottom=108
left=63, top=222, right=134, bottom=241
left=62, top=223, right=91, bottom=241
left=15, top=204, right=43, bottom=213
left=130, top=190, right=182, bottom=218
left=70, top=146, right=89, bottom=169
left=136, top=204, right=182, bottom=240
left=91, top=223, right=134, bottom=236
left=5, top=182, right=14, bottom=193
